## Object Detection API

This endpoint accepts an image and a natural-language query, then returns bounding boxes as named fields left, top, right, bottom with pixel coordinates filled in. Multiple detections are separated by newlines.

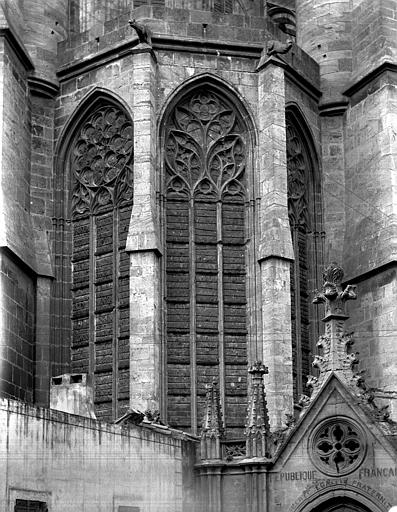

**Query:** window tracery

left=70, top=104, right=133, bottom=422
left=286, top=110, right=321, bottom=401
left=310, top=419, right=366, bottom=476
left=165, top=88, right=248, bottom=436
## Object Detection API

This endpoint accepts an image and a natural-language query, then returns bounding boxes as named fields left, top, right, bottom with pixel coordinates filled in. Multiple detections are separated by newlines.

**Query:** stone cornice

left=0, top=26, right=33, bottom=71
left=342, top=260, right=397, bottom=287
left=343, top=62, right=397, bottom=98
left=57, top=36, right=261, bottom=82
left=57, top=34, right=321, bottom=104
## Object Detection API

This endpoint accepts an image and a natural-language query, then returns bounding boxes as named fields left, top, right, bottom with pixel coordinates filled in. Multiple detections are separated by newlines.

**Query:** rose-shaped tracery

left=310, top=419, right=366, bottom=476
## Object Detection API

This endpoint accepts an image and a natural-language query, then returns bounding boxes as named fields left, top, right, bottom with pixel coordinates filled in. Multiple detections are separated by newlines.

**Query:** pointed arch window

left=286, top=108, right=323, bottom=400
left=163, top=86, right=249, bottom=436
left=69, top=103, right=133, bottom=421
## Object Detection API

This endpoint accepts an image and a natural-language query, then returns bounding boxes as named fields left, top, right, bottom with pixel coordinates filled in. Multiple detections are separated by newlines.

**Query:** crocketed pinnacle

left=201, top=379, right=224, bottom=438
left=302, top=263, right=391, bottom=423
left=200, top=379, right=224, bottom=460
left=245, top=361, right=270, bottom=458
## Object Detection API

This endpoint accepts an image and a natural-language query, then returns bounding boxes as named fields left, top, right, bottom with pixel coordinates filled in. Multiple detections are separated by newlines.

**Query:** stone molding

left=0, top=26, right=33, bottom=71
left=28, top=76, right=59, bottom=98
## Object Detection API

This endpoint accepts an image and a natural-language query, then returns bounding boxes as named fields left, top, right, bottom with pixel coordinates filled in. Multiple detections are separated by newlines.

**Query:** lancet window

left=164, top=87, right=249, bottom=436
left=286, top=109, right=322, bottom=400
left=70, top=104, right=133, bottom=421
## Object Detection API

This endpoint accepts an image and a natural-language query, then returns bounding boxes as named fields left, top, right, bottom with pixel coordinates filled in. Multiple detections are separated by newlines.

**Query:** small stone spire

left=200, top=379, right=224, bottom=460
left=302, top=263, right=392, bottom=423
left=303, top=263, right=357, bottom=402
left=245, top=361, right=270, bottom=458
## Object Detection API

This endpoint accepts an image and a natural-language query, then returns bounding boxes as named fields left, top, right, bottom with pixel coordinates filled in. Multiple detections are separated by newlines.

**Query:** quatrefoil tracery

left=310, top=419, right=366, bottom=476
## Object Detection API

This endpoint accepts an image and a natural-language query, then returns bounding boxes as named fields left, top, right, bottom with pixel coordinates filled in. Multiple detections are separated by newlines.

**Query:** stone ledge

left=0, top=397, right=199, bottom=444
left=343, top=62, right=397, bottom=106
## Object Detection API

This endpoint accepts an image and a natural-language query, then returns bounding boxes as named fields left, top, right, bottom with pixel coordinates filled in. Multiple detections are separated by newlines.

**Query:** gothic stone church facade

left=0, top=0, right=397, bottom=511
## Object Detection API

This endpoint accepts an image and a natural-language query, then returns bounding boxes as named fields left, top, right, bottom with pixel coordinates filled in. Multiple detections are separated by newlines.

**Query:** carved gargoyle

left=267, top=39, right=293, bottom=56
left=129, top=19, right=152, bottom=46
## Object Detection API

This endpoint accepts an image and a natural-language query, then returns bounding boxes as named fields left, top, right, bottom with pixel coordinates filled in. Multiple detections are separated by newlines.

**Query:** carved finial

left=311, top=263, right=358, bottom=377
left=200, top=379, right=224, bottom=460
left=129, top=19, right=152, bottom=46
left=267, top=39, right=293, bottom=56
left=308, top=264, right=394, bottom=424
left=245, top=361, right=270, bottom=458
left=313, top=262, right=356, bottom=317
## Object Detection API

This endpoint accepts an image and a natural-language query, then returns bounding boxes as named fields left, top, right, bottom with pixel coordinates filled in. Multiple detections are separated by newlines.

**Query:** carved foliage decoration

left=286, top=120, right=309, bottom=230
left=165, top=90, right=246, bottom=201
left=71, top=106, right=133, bottom=217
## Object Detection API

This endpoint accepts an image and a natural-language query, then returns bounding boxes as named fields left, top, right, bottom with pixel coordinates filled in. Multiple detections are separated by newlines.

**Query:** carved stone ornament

left=309, top=418, right=366, bottom=476
left=71, top=106, right=133, bottom=217
left=245, top=361, right=270, bottom=458
left=201, top=379, right=224, bottom=460
left=266, top=39, right=293, bottom=56
left=308, top=263, right=358, bottom=390
left=165, top=90, right=246, bottom=201
left=128, top=19, right=152, bottom=46
left=201, top=379, right=224, bottom=438
left=313, top=262, right=357, bottom=318
left=223, top=440, right=246, bottom=461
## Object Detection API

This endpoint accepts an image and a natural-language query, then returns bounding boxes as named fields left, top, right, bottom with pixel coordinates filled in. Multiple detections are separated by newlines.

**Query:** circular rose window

left=309, top=418, right=366, bottom=476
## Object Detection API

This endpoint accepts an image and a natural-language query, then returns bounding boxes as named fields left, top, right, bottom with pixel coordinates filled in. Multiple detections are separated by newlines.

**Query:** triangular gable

left=268, top=372, right=397, bottom=512
left=272, top=372, right=397, bottom=469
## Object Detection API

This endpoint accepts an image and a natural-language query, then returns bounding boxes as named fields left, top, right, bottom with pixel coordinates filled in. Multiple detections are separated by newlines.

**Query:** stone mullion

left=112, top=207, right=119, bottom=420
left=292, top=227, right=302, bottom=398
left=216, top=200, right=225, bottom=422
left=89, top=214, right=96, bottom=379
left=189, top=195, right=198, bottom=434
